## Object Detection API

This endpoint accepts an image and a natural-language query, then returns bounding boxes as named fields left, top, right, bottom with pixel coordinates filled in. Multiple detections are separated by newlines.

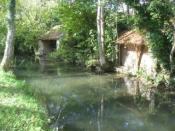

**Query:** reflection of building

left=37, top=26, right=62, bottom=56
left=116, top=30, right=156, bottom=75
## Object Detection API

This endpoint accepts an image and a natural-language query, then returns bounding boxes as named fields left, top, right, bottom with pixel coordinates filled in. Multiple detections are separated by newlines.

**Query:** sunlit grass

left=0, top=70, right=48, bottom=131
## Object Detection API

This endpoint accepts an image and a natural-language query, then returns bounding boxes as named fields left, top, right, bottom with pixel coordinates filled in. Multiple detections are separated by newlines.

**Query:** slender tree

left=170, top=0, right=175, bottom=75
left=1, top=0, right=16, bottom=71
left=170, top=19, right=175, bottom=75
left=97, top=0, right=106, bottom=68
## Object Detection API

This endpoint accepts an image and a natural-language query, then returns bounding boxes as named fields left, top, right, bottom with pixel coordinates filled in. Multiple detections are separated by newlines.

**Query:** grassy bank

left=0, top=70, right=48, bottom=131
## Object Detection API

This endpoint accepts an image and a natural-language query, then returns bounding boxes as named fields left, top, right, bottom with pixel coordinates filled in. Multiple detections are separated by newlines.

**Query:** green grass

left=0, top=70, right=49, bottom=131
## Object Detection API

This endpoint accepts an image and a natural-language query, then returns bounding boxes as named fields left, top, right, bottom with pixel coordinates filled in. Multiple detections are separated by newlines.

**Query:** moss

left=0, top=70, right=49, bottom=131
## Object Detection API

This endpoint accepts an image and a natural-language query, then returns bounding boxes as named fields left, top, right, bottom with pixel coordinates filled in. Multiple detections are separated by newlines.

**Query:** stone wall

left=120, top=45, right=156, bottom=75
left=140, top=52, right=156, bottom=75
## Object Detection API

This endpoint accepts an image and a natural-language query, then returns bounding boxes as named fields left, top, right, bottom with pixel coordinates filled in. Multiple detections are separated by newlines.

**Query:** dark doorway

left=48, top=40, right=56, bottom=51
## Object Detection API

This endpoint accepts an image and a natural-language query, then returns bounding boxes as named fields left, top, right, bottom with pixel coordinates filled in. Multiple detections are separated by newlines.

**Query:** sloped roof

left=117, top=30, right=145, bottom=46
left=39, top=26, right=62, bottom=40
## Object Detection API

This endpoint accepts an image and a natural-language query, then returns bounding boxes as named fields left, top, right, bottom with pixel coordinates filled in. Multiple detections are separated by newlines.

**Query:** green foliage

left=145, top=0, right=173, bottom=70
left=0, top=0, right=174, bottom=73
left=104, top=10, right=133, bottom=63
left=15, top=22, right=44, bottom=55
left=52, top=0, right=97, bottom=65
left=85, top=59, right=99, bottom=69
left=14, top=1, right=59, bottom=55
left=124, top=0, right=174, bottom=71
left=105, top=10, right=117, bottom=62
left=146, top=31, right=171, bottom=69
left=136, top=68, right=152, bottom=81
left=0, top=0, right=61, bottom=56
left=0, top=8, right=6, bottom=55
left=58, top=0, right=96, bottom=33
left=54, top=0, right=130, bottom=65
left=0, top=70, right=49, bottom=130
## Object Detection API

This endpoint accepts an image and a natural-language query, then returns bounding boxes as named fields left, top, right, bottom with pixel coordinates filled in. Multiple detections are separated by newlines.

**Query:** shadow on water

left=15, top=59, right=175, bottom=131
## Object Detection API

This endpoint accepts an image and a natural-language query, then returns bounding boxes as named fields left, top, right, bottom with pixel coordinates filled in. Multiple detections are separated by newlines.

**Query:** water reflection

left=15, top=60, right=175, bottom=131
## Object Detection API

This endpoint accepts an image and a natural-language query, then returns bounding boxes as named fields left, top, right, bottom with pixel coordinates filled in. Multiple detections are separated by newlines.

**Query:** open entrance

left=48, top=40, right=56, bottom=51
left=118, top=45, right=127, bottom=66
left=42, top=40, right=57, bottom=53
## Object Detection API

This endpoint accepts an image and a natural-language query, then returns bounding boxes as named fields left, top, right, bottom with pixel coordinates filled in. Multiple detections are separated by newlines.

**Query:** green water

left=15, top=60, right=175, bottom=131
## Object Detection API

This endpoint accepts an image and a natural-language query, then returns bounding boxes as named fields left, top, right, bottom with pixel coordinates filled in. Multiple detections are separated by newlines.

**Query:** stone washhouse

left=37, top=26, right=62, bottom=56
left=116, top=30, right=156, bottom=75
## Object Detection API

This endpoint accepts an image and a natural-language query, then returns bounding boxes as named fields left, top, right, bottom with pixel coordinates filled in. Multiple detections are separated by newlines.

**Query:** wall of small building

left=38, top=40, right=45, bottom=55
left=140, top=52, right=156, bottom=75
left=120, top=45, right=137, bottom=74
left=56, top=40, right=60, bottom=50
left=120, top=45, right=156, bottom=75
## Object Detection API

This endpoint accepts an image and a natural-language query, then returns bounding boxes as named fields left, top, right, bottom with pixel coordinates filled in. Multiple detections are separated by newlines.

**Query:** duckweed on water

left=0, top=70, right=48, bottom=131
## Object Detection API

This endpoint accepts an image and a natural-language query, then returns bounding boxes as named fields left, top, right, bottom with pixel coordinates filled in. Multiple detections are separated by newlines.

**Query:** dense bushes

left=15, top=21, right=43, bottom=55
left=50, top=1, right=132, bottom=67
left=1, top=0, right=174, bottom=72
left=52, top=0, right=97, bottom=65
left=125, top=0, right=174, bottom=71
left=14, top=1, right=59, bottom=56
left=0, top=0, right=60, bottom=56
left=146, top=31, right=172, bottom=70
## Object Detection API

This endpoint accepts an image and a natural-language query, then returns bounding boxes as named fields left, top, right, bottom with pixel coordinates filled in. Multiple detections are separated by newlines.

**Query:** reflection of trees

left=45, top=97, right=66, bottom=130
left=38, top=57, right=47, bottom=72
left=39, top=84, right=175, bottom=131
left=97, top=96, right=104, bottom=131
left=26, top=66, right=175, bottom=131
left=133, top=81, right=141, bottom=104
left=149, top=89, right=156, bottom=114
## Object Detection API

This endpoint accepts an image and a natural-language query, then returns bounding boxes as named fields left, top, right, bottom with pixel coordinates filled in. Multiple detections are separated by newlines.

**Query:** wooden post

left=136, top=45, right=145, bottom=71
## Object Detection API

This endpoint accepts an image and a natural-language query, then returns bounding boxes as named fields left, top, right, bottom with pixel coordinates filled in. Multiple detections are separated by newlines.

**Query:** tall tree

left=170, top=19, right=175, bottom=75
left=97, top=0, right=106, bottom=68
left=170, top=0, right=175, bottom=75
left=1, top=0, right=16, bottom=71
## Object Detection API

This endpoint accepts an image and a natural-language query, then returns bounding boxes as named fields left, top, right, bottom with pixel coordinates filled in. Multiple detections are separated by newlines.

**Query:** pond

left=15, top=59, right=175, bottom=131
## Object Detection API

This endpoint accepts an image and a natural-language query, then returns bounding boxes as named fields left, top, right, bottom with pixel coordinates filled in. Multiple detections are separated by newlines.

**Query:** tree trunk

left=1, top=0, right=16, bottom=71
left=97, top=0, right=106, bottom=68
left=126, top=5, right=130, bottom=15
left=170, top=28, right=175, bottom=76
